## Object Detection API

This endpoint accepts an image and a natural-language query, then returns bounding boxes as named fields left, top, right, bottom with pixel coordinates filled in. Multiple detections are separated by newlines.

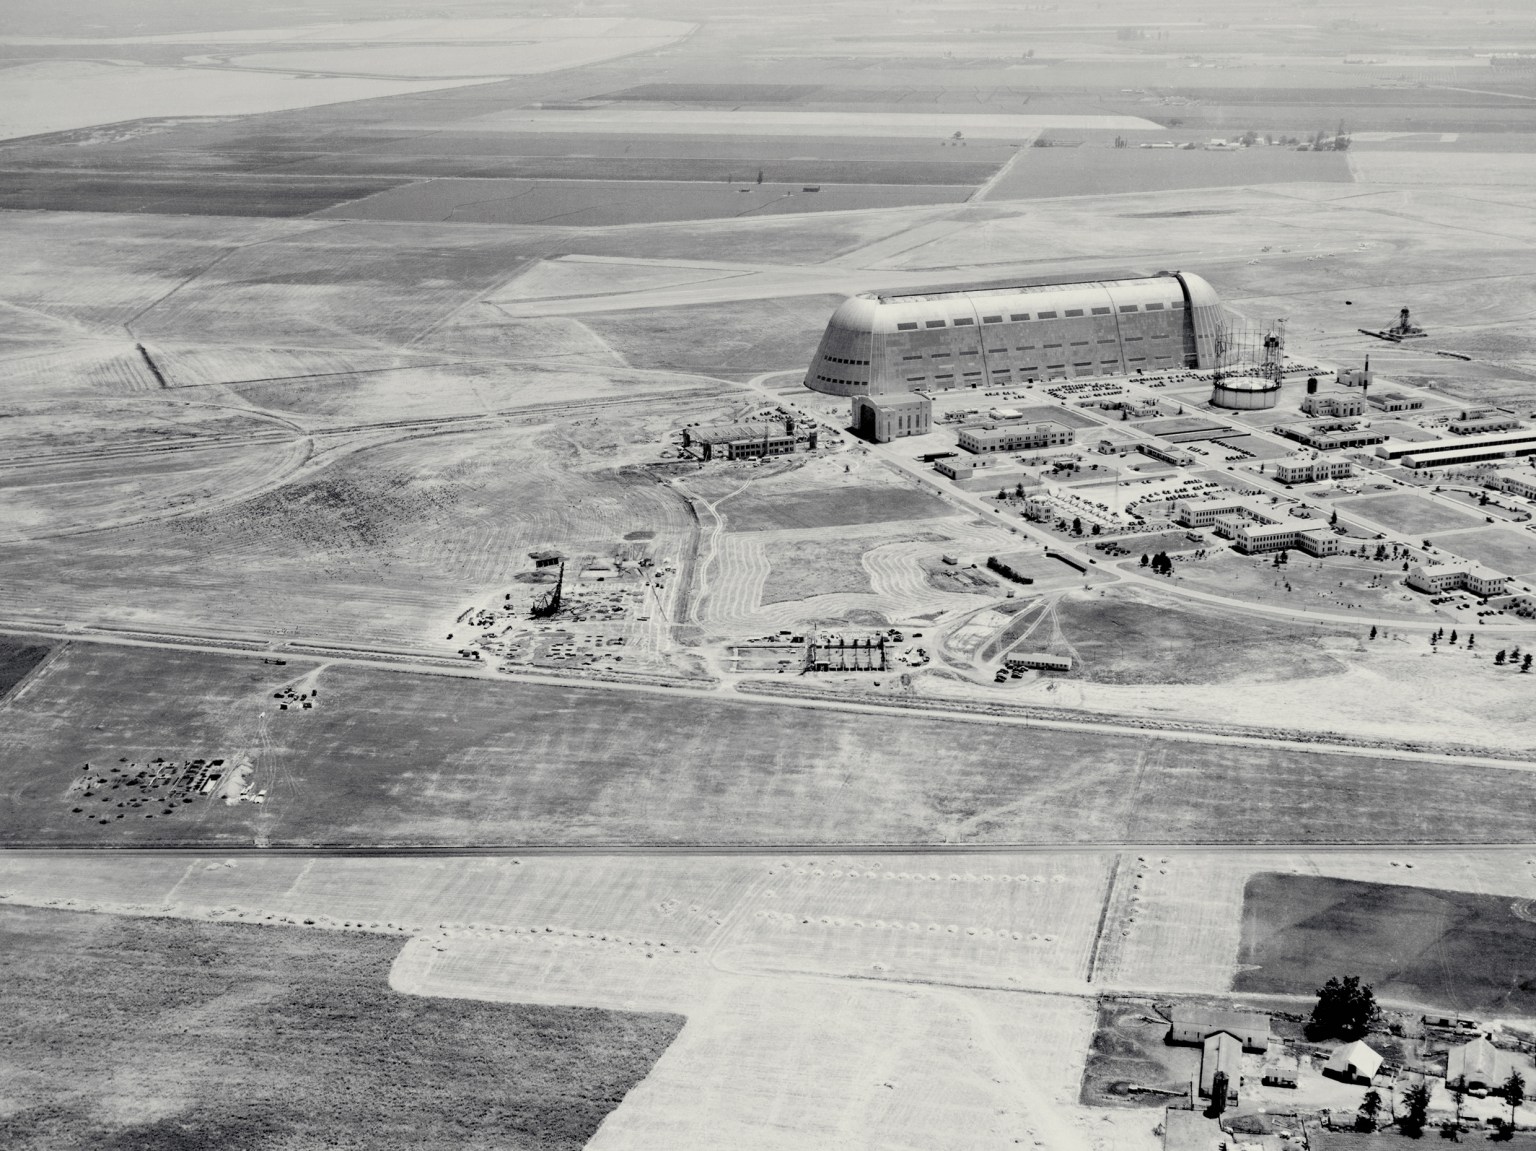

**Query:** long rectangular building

left=959, top=422, right=1074, bottom=454
left=1377, top=426, right=1536, bottom=467
left=803, top=272, right=1225, bottom=396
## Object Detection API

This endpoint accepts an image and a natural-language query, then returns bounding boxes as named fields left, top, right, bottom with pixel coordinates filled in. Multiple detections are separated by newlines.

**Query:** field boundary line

left=969, top=145, right=1032, bottom=202
left=1083, top=853, right=1121, bottom=985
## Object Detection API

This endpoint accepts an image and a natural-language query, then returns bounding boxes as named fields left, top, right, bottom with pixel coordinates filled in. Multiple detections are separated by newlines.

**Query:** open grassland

left=1339, top=492, right=1487, bottom=536
left=578, top=294, right=843, bottom=376
left=1235, top=872, right=1536, bottom=1016
left=9, top=644, right=1536, bottom=846
left=719, top=482, right=953, bottom=533
left=0, top=414, right=700, bottom=650
left=0, top=905, right=682, bottom=1151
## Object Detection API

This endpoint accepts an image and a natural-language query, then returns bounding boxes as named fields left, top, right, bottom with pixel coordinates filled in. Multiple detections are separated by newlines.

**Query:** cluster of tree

left=1494, top=648, right=1534, bottom=671
left=1139, top=552, right=1173, bottom=575
left=1307, top=975, right=1376, bottom=1041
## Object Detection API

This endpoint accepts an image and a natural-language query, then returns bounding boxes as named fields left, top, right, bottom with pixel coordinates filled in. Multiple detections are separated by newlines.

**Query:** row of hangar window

left=892, top=301, right=1172, bottom=331
left=899, top=333, right=1170, bottom=359
left=904, top=354, right=1170, bottom=383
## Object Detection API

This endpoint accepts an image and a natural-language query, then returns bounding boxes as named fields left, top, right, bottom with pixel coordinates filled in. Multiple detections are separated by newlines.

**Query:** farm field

left=1235, top=872, right=1536, bottom=1016
left=320, top=177, right=973, bottom=226
left=8, top=643, right=1536, bottom=847
left=0, top=905, right=682, bottom=1151
left=0, top=638, right=51, bottom=697
left=984, top=147, right=1353, bottom=201
left=0, top=170, right=407, bottom=216
left=0, top=60, right=499, bottom=143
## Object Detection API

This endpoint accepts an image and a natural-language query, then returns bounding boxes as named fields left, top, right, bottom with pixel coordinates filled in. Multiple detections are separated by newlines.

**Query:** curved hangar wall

left=804, top=272, right=1223, bottom=397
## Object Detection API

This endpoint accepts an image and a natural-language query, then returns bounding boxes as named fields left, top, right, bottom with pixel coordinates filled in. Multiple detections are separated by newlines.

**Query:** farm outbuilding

left=1166, top=1007, right=1271, bottom=1053
left=1323, top=1040, right=1383, bottom=1084
left=1199, top=1031, right=1242, bottom=1102
left=1447, top=1036, right=1504, bottom=1092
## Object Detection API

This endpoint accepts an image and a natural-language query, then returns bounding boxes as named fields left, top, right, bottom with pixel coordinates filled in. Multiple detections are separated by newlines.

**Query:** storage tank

left=1210, top=376, right=1281, bottom=410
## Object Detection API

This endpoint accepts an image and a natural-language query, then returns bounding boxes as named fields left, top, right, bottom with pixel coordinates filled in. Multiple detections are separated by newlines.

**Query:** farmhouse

left=1166, top=1007, right=1270, bottom=1052
left=1323, top=1040, right=1383, bottom=1084
left=804, top=271, right=1225, bottom=396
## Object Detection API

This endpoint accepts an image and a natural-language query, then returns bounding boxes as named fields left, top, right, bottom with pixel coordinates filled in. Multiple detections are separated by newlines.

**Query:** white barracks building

left=804, top=272, right=1225, bottom=396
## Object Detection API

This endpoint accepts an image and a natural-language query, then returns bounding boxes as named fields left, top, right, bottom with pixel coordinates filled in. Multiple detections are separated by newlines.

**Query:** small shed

left=1323, top=1040, right=1383, bottom=1085
left=1262, top=1056, right=1300, bottom=1088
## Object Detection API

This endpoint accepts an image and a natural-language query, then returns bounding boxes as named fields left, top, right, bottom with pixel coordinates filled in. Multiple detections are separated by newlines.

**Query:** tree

left=1525, top=654, right=1533, bottom=673
left=1072, top=516, right=1082, bottom=535
left=1450, top=630, right=1458, bottom=644
left=1140, top=554, right=1149, bottom=567
left=1469, top=633, right=1476, bottom=649
left=1401, top=1082, right=1432, bottom=1137
left=1450, top=1075, right=1468, bottom=1129
left=1504, top=1069, right=1525, bottom=1129
left=1331, top=509, right=1339, bottom=526
left=1369, top=626, right=1377, bottom=640
left=1497, top=650, right=1508, bottom=665
left=998, top=488, right=1009, bottom=501
left=1357, top=1088, right=1383, bottom=1133
left=1307, top=975, right=1376, bottom=1040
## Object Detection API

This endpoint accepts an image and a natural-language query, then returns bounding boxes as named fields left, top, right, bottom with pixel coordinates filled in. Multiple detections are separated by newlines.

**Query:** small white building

left=1302, top=392, right=1365, bottom=418
left=1323, top=1040, right=1383, bottom=1084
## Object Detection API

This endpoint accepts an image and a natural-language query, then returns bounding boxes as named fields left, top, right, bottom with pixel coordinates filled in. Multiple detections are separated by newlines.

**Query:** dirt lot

left=0, top=905, right=682, bottom=1151
left=1236, top=872, right=1536, bottom=1016
left=8, top=644, right=1536, bottom=847
left=1080, top=999, right=1197, bottom=1108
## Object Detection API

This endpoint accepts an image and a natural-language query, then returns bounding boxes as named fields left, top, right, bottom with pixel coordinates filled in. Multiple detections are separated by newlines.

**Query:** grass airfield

left=6, top=0, right=1536, bottom=1146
